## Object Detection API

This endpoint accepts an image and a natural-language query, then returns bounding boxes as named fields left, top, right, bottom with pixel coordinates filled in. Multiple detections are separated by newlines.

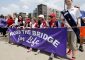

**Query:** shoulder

left=15, top=18, right=18, bottom=20
left=73, top=7, right=79, bottom=12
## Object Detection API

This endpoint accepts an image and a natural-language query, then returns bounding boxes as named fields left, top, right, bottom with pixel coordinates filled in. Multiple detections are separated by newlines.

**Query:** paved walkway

left=0, top=34, right=85, bottom=60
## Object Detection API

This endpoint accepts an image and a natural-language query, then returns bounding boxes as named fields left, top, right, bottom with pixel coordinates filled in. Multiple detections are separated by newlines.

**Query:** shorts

left=67, top=31, right=77, bottom=51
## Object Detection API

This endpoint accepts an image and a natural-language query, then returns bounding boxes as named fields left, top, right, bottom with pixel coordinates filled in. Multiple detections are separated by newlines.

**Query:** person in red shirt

left=7, top=15, right=14, bottom=27
left=31, top=18, right=38, bottom=28
left=25, top=16, right=31, bottom=27
left=27, top=17, right=38, bottom=52
left=49, top=13, right=57, bottom=28
left=48, top=13, right=57, bottom=60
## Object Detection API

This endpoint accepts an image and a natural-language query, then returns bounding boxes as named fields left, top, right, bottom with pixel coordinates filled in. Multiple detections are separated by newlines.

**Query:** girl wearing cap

left=34, top=14, right=48, bottom=55
left=48, top=13, right=62, bottom=60
left=49, top=13, right=57, bottom=28
left=38, top=14, right=48, bottom=28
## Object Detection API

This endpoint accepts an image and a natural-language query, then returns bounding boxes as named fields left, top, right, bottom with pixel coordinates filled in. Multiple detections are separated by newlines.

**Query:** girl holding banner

left=61, top=0, right=81, bottom=60
left=35, top=14, right=48, bottom=55
left=7, top=15, right=14, bottom=27
left=25, top=16, right=31, bottom=27
left=48, top=13, right=59, bottom=60
left=27, top=17, right=38, bottom=52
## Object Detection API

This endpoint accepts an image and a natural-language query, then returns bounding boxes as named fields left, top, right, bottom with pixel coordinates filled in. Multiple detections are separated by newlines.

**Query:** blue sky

left=0, top=0, right=85, bottom=15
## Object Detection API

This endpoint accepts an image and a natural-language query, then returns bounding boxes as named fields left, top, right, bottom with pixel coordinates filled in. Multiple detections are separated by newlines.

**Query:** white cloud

left=0, top=7, right=10, bottom=15
left=0, top=4, right=20, bottom=15
left=0, top=0, right=63, bottom=15
left=81, top=4, right=85, bottom=11
left=44, top=0, right=63, bottom=10
left=1, top=0, right=84, bottom=15
left=22, top=5, right=29, bottom=10
left=9, top=4, right=20, bottom=12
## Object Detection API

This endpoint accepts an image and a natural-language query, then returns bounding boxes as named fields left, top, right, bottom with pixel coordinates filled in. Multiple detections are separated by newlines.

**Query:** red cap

left=49, top=13, right=56, bottom=18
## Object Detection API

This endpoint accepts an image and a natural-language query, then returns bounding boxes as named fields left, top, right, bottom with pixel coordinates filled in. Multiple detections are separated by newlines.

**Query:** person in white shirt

left=13, top=13, right=18, bottom=27
left=61, top=0, right=81, bottom=60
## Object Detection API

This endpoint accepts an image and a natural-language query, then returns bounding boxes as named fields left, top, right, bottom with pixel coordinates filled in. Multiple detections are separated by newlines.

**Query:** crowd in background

left=0, top=13, right=64, bottom=36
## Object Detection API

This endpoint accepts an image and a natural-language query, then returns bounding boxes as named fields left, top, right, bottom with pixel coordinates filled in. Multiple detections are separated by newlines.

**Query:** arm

left=60, top=13, right=71, bottom=28
left=76, top=8, right=82, bottom=27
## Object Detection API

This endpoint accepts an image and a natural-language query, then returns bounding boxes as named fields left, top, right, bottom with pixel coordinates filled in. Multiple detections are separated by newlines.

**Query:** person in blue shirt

left=0, top=15, right=7, bottom=37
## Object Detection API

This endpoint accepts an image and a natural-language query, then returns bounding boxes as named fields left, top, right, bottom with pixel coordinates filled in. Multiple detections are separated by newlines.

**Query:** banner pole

left=64, top=0, right=65, bottom=10
left=8, top=31, right=11, bottom=43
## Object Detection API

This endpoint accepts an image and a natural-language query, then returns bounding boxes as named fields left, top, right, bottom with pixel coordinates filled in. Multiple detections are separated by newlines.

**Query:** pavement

left=0, top=34, right=85, bottom=60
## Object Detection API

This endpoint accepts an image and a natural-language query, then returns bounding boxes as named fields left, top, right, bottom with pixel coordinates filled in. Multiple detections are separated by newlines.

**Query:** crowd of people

left=0, top=12, right=64, bottom=36
left=0, top=12, right=64, bottom=60
left=0, top=0, right=85, bottom=60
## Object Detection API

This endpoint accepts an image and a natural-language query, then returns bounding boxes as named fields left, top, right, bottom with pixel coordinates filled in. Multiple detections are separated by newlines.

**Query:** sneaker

left=67, top=49, right=72, bottom=55
left=70, top=57, right=76, bottom=60
left=35, top=50, right=40, bottom=55
left=79, top=45, right=84, bottom=52
left=4, top=35, right=7, bottom=37
left=27, top=48, right=32, bottom=52
left=48, top=57, right=53, bottom=60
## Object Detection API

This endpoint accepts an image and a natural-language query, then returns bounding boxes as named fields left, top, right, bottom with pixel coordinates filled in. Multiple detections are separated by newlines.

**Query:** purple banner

left=8, top=27, right=67, bottom=57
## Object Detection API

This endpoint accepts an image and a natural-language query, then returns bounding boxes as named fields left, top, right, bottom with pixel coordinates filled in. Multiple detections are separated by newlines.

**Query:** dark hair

left=49, top=16, right=53, bottom=18
left=74, top=6, right=80, bottom=8
left=0, top=14, right=4, bottom=18
left=13, top=13, right=17, bottom=17
left=65, top=0, right=73, bottom=3
left=9, top=15, right=13, bottom=19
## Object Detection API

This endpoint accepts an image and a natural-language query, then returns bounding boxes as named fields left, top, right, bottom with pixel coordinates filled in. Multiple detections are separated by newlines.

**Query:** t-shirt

left=61, top=6, right=81, bottom=31
left=7, top=18, right=14, bottom=26
left=14, top=18, right=18, bottom=26
left=40, top=20, right=48, bottom=28
left=0, top=18, right=7, bottom=27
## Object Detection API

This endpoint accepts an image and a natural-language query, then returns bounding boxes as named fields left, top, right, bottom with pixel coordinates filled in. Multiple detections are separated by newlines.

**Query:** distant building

left=28, top=13, right=34, bottom=19
left=33, top=8, right=38, bottom=18
left=19, top=12, right=26, bottom=18
left=38, top=4, right=47, bottom=19
left=33, top=4, right=60, bottom=19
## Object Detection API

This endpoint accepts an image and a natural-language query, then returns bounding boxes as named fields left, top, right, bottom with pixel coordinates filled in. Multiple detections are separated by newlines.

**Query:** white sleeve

left=23, top=21, right=25, bottom=24
left=76, top=8, right=82, bottom=18
left=60, top=13, right=64, bottom=20
left=76, top=9, right=81, bottom=27
left=15, top=18, right=18, bottom=25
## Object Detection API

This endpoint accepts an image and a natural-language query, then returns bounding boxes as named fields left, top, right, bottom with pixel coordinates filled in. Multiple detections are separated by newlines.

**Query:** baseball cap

left=49, top=13, right=56, bottom=18
left=38, top=14, right=44, bottom=18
